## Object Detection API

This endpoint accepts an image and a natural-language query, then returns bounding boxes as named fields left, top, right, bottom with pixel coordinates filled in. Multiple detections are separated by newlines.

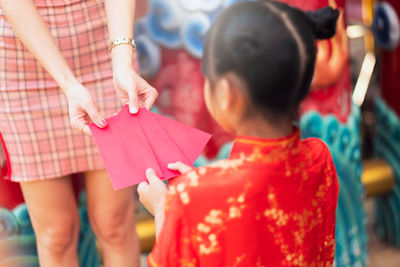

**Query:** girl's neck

left=235, top=116, right=294, bottom=139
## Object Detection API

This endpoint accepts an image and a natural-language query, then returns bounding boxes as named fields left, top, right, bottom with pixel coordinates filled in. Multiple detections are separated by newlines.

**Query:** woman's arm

left=0, top=0, right=106, bottom=133
left=0, top=0, right=76, bottom=92
left=104, top=0, right=158, bottom=113
left=104, top=0, right=135, bottom=68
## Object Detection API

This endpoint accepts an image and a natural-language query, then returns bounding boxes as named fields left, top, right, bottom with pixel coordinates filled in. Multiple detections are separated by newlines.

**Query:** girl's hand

left=138, top=169, right=168, bottom=216
left=65, top=82, right=107, bottom=135
left=137, top=162, right=192, bottom=215
left=113, top=65, right=158, bottom=114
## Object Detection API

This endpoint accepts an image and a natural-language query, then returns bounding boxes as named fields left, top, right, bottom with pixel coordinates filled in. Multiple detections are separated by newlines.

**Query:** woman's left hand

left=113, top=64, right=158, bottom=114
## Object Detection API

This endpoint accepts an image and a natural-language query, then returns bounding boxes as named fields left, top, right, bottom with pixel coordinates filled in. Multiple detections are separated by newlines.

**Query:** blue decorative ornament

left=181, top=12, right=210, bottom=58
left=0, top=193, right=99, bottom=267
left=135, top=0, right=258, bottom=67
left=177, top=0, right=224, bottom=12
left=374, top=98, right=400, bottom=248
left=135, top=33, right=162, bottom=78
left=300, top=104, right=367, bottom=267
left=145, top=0, right=185, bottom=49
left=373, top=2, right=400, bottom=51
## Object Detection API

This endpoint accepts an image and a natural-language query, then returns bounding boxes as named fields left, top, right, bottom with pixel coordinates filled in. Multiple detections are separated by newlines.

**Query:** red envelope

left=90, top=105, right=211, bottom=190
left=151, top=111, right=213, bottom=164
left=136, top=108, right=192, bottom=180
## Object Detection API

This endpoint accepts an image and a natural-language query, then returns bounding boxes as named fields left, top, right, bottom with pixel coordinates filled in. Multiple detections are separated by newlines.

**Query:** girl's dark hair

left=202, top=1, right=339, bottom=120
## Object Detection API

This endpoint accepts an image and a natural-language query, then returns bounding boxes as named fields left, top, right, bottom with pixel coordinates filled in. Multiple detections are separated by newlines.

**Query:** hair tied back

left=305, top=7, right=340, bottom=40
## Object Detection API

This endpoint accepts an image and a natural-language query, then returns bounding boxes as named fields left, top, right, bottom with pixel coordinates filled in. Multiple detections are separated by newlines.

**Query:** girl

left=138, top=1, right=339, bottom=266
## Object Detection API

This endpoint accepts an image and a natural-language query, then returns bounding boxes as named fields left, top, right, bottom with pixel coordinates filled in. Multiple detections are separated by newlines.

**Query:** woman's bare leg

left=85, top=169, right=139, bottom=267
left=20, top=176, right=80, bottom=267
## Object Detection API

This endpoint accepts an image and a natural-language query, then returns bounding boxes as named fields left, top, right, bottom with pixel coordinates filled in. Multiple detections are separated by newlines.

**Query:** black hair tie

left=306, top=7, right=340, bottom=40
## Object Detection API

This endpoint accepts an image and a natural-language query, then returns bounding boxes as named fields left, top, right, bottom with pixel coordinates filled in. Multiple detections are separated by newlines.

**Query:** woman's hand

left=138, top=169, right=168, bottom=216
left=65, top=82, right=107, bottom=135
left=113, top=64, right=158, bottom=114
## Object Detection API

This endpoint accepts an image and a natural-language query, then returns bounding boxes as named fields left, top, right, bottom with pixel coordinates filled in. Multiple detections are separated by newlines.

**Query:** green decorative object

left=374, top=98, right=400, bottom=247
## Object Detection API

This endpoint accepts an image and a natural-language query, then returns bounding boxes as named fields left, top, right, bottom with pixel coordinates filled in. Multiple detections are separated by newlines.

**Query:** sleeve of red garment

left=323, top=146, right=340, bottom=263
left=148, top=187, right=197, bottom=267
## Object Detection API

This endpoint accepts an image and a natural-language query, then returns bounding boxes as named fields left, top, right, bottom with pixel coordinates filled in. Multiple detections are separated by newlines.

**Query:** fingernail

left=167, top=163, right=175, bottom=169
left=130, top=106, right=138, bottom=114
left=146, top=168, right=154, bottom=175
left=98, top=120, right=107, bottom=128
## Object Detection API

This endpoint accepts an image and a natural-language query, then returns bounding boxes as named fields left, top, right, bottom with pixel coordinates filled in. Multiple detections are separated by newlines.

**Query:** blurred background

left=1, top=0, right=400, bottom=266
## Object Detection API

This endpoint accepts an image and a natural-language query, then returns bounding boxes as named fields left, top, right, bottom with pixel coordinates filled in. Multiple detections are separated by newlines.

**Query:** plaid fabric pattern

left=0, top=0, right=121, bottom=181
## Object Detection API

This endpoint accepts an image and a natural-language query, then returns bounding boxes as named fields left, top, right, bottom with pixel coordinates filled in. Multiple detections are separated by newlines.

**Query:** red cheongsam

left=148, top=129, right=339, bottom=267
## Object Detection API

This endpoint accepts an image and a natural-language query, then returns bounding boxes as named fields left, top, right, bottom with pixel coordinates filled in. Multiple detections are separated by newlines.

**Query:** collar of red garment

left=230, top=128, right=301, bottom=159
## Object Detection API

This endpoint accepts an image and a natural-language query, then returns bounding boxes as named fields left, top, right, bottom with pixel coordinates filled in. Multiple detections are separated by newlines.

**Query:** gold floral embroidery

left=166, top=130, right=335, bottom=266
left=236, top=132, right=298, bottom=147
left=262, top=184, right=332, bottom=266
left=186, top=170, right=200, bottom=187
left=176, top=182, right=191, bottom=204
left=199, top=233, right=219, bottom=255
left=256, top=257, right=266, bottom=267
left=197, top=223, right=211, bottom=233
left=198, top=167, right=207, bottom=175
left=204, top=210, right=224, bottom=225
left=232, top=253, right=246, bottom=267
left=179, top=257, right=197, bottom=267
left=229, top=206, right=242, bottom=219
left=193, top=183, right=253, bottom=255
left=208, top=155, right=246, bottom=172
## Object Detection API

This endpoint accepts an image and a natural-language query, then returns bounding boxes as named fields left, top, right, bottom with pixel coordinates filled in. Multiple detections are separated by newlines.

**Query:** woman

left=0, top=0, right=158, bottom=266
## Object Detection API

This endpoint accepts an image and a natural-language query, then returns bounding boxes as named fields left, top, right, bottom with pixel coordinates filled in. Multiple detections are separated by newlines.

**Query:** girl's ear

left=221, top=74, right=248, bottom=118
left=215, top=78, right=232, bottom=112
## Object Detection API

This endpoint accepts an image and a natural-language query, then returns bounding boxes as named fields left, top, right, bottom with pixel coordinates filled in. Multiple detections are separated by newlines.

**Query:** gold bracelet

left=109, top=37, right=136, bottom=52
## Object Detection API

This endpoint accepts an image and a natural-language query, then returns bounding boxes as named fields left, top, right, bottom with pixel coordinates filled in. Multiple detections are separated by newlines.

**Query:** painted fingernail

left=98, top=120, right=107, bottom=128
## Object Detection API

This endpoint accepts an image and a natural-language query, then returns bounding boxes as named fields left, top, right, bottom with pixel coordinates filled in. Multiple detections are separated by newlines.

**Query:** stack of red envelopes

left=90, top=105, right=212, bottom=190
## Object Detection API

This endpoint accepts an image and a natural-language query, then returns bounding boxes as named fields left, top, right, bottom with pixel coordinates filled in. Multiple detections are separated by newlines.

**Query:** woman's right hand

left=65, top=82, right=107, bottom=135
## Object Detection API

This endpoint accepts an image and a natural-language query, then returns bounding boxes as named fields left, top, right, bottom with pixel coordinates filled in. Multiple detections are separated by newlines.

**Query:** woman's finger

left=144, top=87, right=159, bottom=110
left=82, top=125, right=92, bottom=135
left=128, top=86, right=139, bottom=114
left=167, top=162, right=192, bottom=174
left=85, top=103, right=107, bottom=128
left=71, top=117, right=91, bottom=135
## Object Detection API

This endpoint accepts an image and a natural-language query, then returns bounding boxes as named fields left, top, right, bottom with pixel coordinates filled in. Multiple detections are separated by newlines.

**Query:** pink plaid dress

left=0, top=0, right=121, bottom=182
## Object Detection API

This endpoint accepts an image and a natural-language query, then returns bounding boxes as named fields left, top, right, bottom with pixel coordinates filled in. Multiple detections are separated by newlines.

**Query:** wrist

left=154, top=204, right=165, bottom=218
left=111, top=44, right=135, bottom=69
left=154, top=196, right=166, bottom=215
left=155, top=211, right=164, bottom=227
left=56, top=73, right=80, bottom=95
